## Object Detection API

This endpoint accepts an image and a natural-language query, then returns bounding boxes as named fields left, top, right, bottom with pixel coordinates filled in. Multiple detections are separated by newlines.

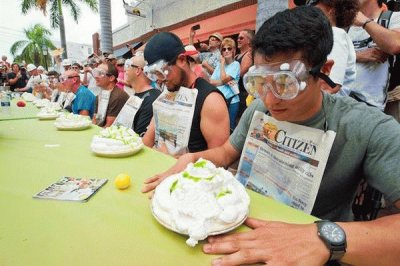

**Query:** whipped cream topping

left=152, top=159, right=250, bottom=247
left=34, top=98, right=50, bottom=108
left=21, top=92, right=36, bottom=102
left=37, top=106, right=61, bottom=118
left=90, top=125, right=143, bottom=153
left=54, top=113, right=92, bottom=128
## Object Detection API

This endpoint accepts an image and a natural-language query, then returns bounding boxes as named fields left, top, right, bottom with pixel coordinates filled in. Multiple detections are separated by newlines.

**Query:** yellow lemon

left=114, top=173, right=131, bottom=190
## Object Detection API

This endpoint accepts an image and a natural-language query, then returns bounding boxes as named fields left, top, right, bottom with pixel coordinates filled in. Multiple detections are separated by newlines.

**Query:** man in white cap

left=15, top=64, right=48, bottom=93
left=62, top=59, right=72, bottom=73
left=105, top=54, right=117, bottom=66
left=37, top=66, right=46, bottom=75
left=82, top=58, right=101, bottom=96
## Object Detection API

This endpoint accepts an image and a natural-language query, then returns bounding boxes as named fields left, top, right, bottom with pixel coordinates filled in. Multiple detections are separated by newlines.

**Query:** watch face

left=320, top=223, right=345, bottom=244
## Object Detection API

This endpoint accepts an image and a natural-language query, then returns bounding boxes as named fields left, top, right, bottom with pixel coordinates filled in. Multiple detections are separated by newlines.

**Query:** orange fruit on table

left=114, top=173, right=131, bottom=190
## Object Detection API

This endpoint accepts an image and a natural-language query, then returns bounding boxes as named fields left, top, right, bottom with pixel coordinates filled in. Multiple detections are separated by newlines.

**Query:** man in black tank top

left=142, top=32, right=230, bottom=155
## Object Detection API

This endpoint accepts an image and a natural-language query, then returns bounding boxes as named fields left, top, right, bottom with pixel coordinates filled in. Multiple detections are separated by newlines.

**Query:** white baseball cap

left=62, top=59, right=72, bottom=66
left=26, top=64, right=37, bottom=72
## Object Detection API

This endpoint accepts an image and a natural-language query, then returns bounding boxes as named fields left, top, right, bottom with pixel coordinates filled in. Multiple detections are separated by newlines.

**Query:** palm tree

left=99, top=0, right=113, bottom=54
left=21, top=0, right=98, bottom=59
left=10, top=23, right=56, bottom=66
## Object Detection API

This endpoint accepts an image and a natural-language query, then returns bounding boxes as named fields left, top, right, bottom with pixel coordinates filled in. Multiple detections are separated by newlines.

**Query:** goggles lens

left=143, top=60, right=170, bottom=82
left=243, top=60, right=309, bottom=100
left=124, top=59, right=132, bottom=71
left=92, top=68, right=109, bottom=78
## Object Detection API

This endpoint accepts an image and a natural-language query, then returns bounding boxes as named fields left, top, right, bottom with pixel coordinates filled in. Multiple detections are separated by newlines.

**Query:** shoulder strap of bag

left=378, top=11, right=396, bottom=72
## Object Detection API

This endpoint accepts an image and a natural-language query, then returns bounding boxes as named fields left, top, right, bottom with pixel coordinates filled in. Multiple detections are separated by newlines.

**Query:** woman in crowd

left=210, top=37, right=240, bottom=131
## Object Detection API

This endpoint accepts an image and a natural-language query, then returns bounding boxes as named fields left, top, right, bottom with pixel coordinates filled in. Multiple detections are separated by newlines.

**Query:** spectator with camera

left=7, top=63, right=28, bottom=91
left=189, top=26, right=223, bottom=75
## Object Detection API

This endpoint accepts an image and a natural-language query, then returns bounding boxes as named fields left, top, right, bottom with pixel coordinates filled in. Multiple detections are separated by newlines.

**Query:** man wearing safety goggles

left=143, top=7, right=400, bottom=266
left=141, top=32, right=229, bottom=156
left=60, top=69, right=95, bottom=118
left=92, top=62, right=129, bottom=127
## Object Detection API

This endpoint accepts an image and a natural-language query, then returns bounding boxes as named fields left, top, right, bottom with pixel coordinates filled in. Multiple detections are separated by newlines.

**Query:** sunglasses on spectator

left=209, top=37, right=219, bottom=42
left=222, top=47, right=233, bottom=52
left=238, top=36, right=245, bottom=40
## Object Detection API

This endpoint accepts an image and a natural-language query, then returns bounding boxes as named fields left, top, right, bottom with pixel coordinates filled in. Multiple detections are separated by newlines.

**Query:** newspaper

left=113, top=95, right=143, bottom=129
left=95, top=90, right=111, bottom=126
left=236, top=111, right=336, bottom=214
left=152, top=87, right=198, bottom=156
left=57, top=91, right=67, bottom=106
left=63, top=92, right=76, bottom=109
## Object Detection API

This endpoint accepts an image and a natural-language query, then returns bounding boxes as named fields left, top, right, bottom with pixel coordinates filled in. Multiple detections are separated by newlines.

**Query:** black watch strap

left=315, top=220, right=347, bottom=263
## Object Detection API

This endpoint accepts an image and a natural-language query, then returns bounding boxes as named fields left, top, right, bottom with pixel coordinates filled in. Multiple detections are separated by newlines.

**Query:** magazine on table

left=33, top=176, right=108, bottom=202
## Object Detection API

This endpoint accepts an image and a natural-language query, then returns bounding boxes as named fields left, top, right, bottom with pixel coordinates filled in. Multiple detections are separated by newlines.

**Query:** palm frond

left=21, top=0, right=36, bottom=14
left=64, top=0, right=80, bottom=23
left=10, top=41, right=28, bottom=56
left=49, top=0, right=60, bottom=28
left=80, top=0, right=98, bottom=12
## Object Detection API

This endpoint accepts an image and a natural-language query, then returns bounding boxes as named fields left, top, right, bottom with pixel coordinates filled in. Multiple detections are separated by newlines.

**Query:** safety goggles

left=60, top=75, right=79, bottom=82
left=243, top=59, right=335, bottom=100
left=92, top=68, right=112, bottom=78
left=143, top=59, right=172, bottom=82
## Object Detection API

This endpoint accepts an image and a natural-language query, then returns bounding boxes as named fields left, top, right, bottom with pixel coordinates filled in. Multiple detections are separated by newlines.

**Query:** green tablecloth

left=0, top=119, right=316, bottom=265
left=0, top=100, right=39, bottom=121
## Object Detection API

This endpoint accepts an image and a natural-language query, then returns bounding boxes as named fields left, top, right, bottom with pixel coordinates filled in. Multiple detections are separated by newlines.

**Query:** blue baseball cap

left=144, top=32, right=185, bottom=65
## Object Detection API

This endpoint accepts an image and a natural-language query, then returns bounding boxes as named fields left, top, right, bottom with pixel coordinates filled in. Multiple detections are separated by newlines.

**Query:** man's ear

left=321, top=59, right=334, bottom=76
left=175, top=54, right=187, bottom=68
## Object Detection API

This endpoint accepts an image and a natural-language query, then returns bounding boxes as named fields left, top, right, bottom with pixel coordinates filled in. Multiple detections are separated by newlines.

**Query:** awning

left=171, top=4, right=257, bottom=44
left=113, top=46, right=132, bottom=59
left=113, top=41, right=144, bottom=58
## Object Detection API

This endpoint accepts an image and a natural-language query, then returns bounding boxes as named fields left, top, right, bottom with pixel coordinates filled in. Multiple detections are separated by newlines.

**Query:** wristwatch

left=315, top=220, right=347, bottom=262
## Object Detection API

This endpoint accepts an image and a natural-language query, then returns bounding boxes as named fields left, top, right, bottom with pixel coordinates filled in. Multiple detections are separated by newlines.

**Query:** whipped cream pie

left=90, top=125, right=143, bottom=157
left=152, top=159, right=250, bottom=247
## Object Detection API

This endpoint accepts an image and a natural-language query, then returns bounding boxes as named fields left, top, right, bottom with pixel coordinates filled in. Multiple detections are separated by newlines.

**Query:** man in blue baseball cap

left=141, top=32, right=230, bottom=157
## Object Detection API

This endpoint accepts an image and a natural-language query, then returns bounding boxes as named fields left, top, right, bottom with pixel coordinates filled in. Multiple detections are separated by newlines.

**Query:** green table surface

left=0, top=119, right=317, bottom=265
left=0, top=100, right=40, bottom=121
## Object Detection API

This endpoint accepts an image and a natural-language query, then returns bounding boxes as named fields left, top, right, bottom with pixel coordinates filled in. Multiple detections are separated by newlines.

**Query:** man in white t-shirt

left=15, top=64, right=48, bottom=93
left=82, top=58, right=101, bottom=96
left=347, top=0, right=400, bottom=110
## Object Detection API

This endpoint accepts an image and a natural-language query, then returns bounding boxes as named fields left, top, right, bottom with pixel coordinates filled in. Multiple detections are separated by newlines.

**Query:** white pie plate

left=91, top=143, right=144, bottom=158
left=54, top=121, right=92, bottom=131
left=150, top=199, right=248, bottom=237
left=37, top=113, right=60, bottom=120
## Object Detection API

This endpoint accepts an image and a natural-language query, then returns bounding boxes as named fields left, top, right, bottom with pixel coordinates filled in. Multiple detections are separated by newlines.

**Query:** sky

left=0, top=0, right=128, bottom=61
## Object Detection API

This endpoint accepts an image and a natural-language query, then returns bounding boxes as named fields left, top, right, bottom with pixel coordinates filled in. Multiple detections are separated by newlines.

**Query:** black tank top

left=235, top=51, right=250, bottom=94
left=188, top=78, right=223, bottom=152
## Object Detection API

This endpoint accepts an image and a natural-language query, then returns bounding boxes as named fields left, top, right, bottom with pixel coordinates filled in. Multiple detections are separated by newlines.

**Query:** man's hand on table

left=203, top=217, right=329, bottom=266
left=141, top=153, right=196, bottom=193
